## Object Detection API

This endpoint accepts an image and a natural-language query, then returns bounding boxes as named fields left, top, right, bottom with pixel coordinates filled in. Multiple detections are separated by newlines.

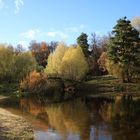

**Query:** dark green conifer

left=108, top=17, right=140, bottom=82
left=77, top=32, right=89, bottom=57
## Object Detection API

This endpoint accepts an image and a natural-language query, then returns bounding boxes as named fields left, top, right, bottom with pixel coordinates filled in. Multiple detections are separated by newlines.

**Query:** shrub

left=20, top=70, right=43, bottom=94
left=20, top=71, right=64, bottom=102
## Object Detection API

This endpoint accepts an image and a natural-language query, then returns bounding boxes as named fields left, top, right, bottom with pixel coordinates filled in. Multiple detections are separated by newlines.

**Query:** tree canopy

left=0, top=44, right=37, bottom=82
left=61, top=46, right=89, bottom=81
left=108, top=17, right=140, bottom=82
left=45, top=44, right=88, bottom=81
left=77, top=32, right=89, bottom=57
left=44, top=43, right=67, bottom=76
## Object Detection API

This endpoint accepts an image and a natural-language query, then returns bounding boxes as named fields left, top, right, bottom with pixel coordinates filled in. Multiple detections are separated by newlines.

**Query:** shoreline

left=0, top=107, right=33, bottom=140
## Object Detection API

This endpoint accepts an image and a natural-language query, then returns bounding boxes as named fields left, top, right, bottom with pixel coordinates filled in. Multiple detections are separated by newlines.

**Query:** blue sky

left=0, top=0, right=140, bottom=48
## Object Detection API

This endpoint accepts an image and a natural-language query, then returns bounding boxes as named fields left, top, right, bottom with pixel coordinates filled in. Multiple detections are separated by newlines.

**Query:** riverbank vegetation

left=0, top=16, right=140, bottom=140
left=0, top=16, right=140, bottom=101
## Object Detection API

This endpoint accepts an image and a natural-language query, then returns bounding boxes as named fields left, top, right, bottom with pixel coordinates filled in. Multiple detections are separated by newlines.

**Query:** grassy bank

left=78, top=75, right=140, bottom=99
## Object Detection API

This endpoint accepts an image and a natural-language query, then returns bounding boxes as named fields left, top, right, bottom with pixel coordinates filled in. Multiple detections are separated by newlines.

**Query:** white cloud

left=21, top=29, right=41, bottom=39
left=0, top=0, right=4, bottom=10
left=65, top=24, right=87, bottom=32
left=46, top=31, right=68, bottom=39
left=46, top=25, right=87, bottom=40
left=14, top=0, right=24, bottom=14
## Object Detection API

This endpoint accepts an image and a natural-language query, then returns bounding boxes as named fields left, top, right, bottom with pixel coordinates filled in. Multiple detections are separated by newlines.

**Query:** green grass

left=84, top=75, right=140, bottom=98
left=86, top=75, right=119, bottom=84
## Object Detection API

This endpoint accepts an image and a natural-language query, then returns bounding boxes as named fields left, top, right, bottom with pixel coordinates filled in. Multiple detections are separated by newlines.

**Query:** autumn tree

left=77, top=32, right=89, bottom=57
left=0, top=44, right=37, bottom=82
left=14, top=51, right=37, bottom=80
left=108, top=17, right=140, bottom=82
left=105, top=59, right=122, bottom=77
left=61, top=46, right=89, bottom=81
left=45, top=43, right=88, bottom=81
left=97, top=52, right=108, bottom=74
left=44, top=43, right=67, bottom=76
left=29, top=41, right=50, bottom=67
left=0, top=44, right=15, bottom=81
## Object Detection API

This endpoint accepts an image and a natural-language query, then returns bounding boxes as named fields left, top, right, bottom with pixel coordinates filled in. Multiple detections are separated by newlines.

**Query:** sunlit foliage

left=20, top=70, right=64, bottom=101
left=105, top=59, right=122, bottom=78
left=0, top=44, right=15, bottom=81
left=97, top=52, right=108, bottom=74
left=45, top=44, right=88, bottom=81
left=95, top=51, right=118, bottom=76
left=61, top=46, right=89, bottom=81
left=20, top=70, right=42, bottom=93
left=44, top=43, right=67, bottom=75
left=0, top=44, right=37, bottom=82
left=14, top=51, right=37, bottom=80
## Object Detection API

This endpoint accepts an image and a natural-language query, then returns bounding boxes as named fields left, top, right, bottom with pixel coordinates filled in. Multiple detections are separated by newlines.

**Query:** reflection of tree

left=98, top=96, right=140, bottom=140
left=20, top=99, right=49, bottom=130
left=20, top=99, right=45, bottom=116
left=20, top=98, right=91, bottom=139
left=86, top=98, right=112, bottom=140
left=45, top=99, right=90, bottom=140
left=20, top=97, right=140, bottom=140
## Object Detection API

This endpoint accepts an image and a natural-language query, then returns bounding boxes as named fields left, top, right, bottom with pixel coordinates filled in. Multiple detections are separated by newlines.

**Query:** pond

left=1, top=95, right=140, bottom=140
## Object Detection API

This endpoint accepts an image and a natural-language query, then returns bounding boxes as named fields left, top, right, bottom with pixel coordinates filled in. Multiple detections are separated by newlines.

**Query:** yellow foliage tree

left=45, top=43, right=67, bottom=76
left=60, top=46, right=88, bottom=81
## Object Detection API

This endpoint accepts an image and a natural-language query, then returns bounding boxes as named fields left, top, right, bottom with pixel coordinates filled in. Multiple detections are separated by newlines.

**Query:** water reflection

left=20, top=96, right=140, bottom=140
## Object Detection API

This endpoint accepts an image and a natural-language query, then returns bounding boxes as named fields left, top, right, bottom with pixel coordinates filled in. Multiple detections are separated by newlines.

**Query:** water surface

left=1, top=96, right=140, bottom=140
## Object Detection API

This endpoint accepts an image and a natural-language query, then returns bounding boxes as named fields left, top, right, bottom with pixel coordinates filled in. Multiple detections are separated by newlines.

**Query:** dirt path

left=0, top=97, right=34, bottom=140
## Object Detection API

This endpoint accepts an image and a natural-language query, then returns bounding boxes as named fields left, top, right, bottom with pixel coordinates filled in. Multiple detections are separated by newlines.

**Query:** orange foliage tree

left=29, top=41, right=50, bottom=67
left=97, top=52, right=108, bottom=74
